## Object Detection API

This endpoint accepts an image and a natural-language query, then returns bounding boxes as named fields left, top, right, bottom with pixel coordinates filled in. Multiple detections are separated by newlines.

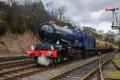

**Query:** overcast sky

left=42, top=0, right=120, bottom=33
left=1, top=0, right=120, bottom=33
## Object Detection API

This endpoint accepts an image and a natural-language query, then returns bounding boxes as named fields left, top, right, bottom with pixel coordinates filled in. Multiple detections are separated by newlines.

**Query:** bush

left=0, top=11, right=7, bottom=36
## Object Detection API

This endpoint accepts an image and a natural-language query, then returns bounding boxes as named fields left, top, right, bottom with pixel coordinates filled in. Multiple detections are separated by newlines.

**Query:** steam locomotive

left=26, top=22, right=114, bottom=66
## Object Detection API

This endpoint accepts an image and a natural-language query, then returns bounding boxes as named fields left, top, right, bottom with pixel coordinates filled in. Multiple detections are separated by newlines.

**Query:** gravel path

left=89, top=71, right=100, bottom=80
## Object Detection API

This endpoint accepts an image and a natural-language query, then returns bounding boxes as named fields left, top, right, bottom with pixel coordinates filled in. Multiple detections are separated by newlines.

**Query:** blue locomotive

left=26, top=22, right=112, bottom=66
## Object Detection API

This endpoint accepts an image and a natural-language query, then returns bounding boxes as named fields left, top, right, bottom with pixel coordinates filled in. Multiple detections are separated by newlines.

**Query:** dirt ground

left=0, top=32, right=39, bottom=57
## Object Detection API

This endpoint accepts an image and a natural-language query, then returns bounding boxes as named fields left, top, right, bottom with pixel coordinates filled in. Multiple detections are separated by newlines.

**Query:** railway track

left=0, top=56, right=31, bottom=62
left=0, top=56, right=35, bottom=80
left=48, top=53, right=114, bottom=80
left=0, top=56, right=85, bottom=80
left=0, top=53, right=114, bottom=80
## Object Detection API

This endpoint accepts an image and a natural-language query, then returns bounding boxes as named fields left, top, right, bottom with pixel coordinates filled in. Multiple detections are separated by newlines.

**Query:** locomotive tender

left=26, top=22, right=113, bottom=66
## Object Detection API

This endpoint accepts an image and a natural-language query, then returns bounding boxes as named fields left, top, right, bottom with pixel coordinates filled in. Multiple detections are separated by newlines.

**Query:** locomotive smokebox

left=38, top=22, right=64, bottom=43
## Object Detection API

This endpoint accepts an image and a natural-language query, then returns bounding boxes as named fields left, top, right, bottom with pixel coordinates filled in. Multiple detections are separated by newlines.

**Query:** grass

left=113, top=58, right=120, bottom=66
left=0, top=32, right=40, bottom=57
left=103, top=71, right=120, bottom=79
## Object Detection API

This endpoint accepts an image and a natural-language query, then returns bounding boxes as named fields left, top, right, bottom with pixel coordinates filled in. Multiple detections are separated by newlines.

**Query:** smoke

left=37, top=55, right=52, bottom=66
